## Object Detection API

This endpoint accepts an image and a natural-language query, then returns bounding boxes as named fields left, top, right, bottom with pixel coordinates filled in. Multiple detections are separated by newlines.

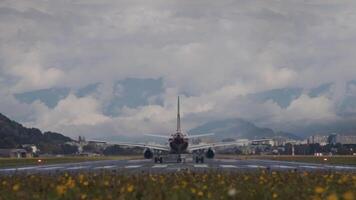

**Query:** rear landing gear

left=154, top=157, right=163, bottom=163
left=195, top=156, right=204, bottom=163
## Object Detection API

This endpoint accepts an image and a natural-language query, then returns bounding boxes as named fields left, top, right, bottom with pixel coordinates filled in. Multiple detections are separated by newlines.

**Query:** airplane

left=114, top=96, right=237, bottom=163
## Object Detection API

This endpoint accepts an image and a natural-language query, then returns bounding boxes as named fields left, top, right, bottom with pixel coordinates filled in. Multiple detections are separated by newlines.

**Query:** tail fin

left=177, top=96, right=181, bottom=133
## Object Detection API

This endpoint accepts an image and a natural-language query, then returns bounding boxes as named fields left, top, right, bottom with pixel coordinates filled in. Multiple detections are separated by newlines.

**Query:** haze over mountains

left=9, top=78, right=356, bottom=139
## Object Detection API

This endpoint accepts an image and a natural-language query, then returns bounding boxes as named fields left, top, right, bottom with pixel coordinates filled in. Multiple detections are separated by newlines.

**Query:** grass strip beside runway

left=0, top=156, right=141, bottom=168
left=0, top=170, right=355, bottom=200
left=219, top=155, right=356, bottom=166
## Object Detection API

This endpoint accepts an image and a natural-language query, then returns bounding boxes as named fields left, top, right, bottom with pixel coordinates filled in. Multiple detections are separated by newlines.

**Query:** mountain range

left=0, top=113, right=73, bottom=153
left=189, top=118, right=300, bottom=140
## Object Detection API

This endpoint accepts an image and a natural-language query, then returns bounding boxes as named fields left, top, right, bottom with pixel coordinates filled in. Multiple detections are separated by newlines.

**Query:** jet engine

left=205, top=148, right=215, bottom=159
left=143, top=148, right=153, bottom=159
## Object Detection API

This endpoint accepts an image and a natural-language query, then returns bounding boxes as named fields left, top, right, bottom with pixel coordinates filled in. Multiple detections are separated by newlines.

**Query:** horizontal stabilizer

left=144, top=134, right=171, bottom=139
left=186, top=133, right=214, bottom=139
left=111, top=142, right=170, bottom=151
left=188, top=141, right=237, bottom=151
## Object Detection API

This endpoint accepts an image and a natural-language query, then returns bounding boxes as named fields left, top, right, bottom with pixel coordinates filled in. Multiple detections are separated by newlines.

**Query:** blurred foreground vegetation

left=0, top=170, right=355, bottom=200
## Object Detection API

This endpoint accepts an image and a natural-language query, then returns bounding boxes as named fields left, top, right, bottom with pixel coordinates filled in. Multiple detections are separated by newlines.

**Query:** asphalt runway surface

left=1, top=158, right=356, bottom=175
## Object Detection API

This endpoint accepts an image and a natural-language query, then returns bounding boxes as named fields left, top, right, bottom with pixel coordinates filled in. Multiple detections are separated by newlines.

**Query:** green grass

left=0, top=170, right=355, bottom=200
left=218, top=155, right=356, bottom=165
left=0, top=156, right=141, bottom=168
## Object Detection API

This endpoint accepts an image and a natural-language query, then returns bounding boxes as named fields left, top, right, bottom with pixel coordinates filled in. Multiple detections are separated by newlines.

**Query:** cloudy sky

left=1, top=0, right=356, bottom=139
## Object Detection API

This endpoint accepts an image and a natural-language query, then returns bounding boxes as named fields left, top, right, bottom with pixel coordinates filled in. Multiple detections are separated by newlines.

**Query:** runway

left=1, top=158, right=356, bottom=175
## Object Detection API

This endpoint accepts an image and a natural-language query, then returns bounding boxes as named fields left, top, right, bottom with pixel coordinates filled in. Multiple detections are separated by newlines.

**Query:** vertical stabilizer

left=177, top=96, right=181, bottom=133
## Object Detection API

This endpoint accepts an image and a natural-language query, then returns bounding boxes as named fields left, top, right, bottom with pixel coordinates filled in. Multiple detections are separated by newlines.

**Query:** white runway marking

left=216, top=159, right=237, bottom=163
left=128, top=160, right=149, bottom=163
left=332, top=166, right=356, bottom=170
left=220, top=165, right=238, bottom=168
left=194, top=164, right=208, bottom=168
left=0, top=168, right=16, bottom=171
left=94, top=165, right=116, bottom=169
left=300, top=165, right=323, bottom=169
left=40, top=166, right=64, bottom=170
left=152, top=164, right=168, bottom=168
left=271, top=165, right=296, bottom=169
left=246, top=165, right=266, bottom=168
left=17, top=166, right=39, bottom=170
left=67, top=166, right=88, bottom=170
left=124, top=165, right=142, bottom=169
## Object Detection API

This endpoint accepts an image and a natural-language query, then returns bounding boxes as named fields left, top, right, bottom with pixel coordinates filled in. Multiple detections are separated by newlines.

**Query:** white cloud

left=2, top=49, right=64, bottom=92
left=1, top=0, right=356, bottom=137
left=30, top=95, right=110, bottom=134
left=276, top=95, right=337, bottom=122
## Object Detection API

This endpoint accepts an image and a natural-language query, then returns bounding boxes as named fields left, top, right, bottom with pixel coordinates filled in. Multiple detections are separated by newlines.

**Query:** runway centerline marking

left=152, top=164, right=168, bottom=168
left=128, top=160, right=150, bottom=163
left=0, top=168, right=16, bottom=171
left=333, top=166, right=356, bottom=170
left=194, top=164, right=208, bottom=168
left=124, top=165, right=142, bottom=169
left=220, top=165, right=238, bottom=168
left=40, top=166, right=64, bottom=170
left=270, top=165, right=296, bottom=169
left=17, top=166, right=39, bottom=170
left=246, top=165, right=266, bottom=168
left=215, top=159, right=237, bottom=163
left=300, top=165, right=323, bottom=169
left=94, top=165, right=116, bottom=169
left=67, top=166, right=88, bottom=170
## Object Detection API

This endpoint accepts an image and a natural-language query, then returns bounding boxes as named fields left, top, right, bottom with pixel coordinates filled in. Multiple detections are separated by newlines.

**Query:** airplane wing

left=186, top=133, right=214, bottom=138
left=111, top=142, right=170, bottom=152
left=188, top=142, right=238, bottom=151
left=144, top=134, right=171, bottom=139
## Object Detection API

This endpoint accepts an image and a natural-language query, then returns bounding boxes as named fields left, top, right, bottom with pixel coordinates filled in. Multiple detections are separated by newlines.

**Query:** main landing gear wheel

left=195, top=156, right=204, bottom=163
left=154, top=157, right=163, bottom=163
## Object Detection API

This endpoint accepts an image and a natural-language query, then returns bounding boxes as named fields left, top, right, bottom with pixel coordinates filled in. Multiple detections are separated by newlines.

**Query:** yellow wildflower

left=12, top=184, right=20, bottom=192
left=127, top=184, right=134, bottom=193
left=273, top=193, right=278, bottom=198
left=343, top=191, right=354, bottom=200
left=228, top=188, right=236, bottom=196
left=104, top=181, right=110, bottom=186
left=56, top=185, right=66, bottom=195
left=81, top=194, right=87, bottom=200
left=326, top=193, right=338, bottom=200
left=314, top=186, right=325, bottom=194
left=197, top=191, right=204, bottom=196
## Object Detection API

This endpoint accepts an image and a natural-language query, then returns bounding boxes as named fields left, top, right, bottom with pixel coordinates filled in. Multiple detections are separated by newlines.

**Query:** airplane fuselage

left=169, top=133, right=188, bottom=154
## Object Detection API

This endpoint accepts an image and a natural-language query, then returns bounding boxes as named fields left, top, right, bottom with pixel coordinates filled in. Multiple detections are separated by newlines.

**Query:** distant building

left=308, top=135, right=328, bottom=146
left=235, top=139, right=250, bottom=146
left=0, top=149, right=29, bottom=158
left=88, top=140, right=107, bottom=147
left=330, top=134, right=356, bottom=144
left=251, top=139, right=275, bottom=146
left=22, top=144, right=39, bottom=154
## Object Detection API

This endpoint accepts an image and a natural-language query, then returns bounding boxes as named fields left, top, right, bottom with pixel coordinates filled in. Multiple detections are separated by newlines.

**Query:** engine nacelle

left=205, top=148, right=215, bottom=159
left=143, top=148, right=153, bottom=159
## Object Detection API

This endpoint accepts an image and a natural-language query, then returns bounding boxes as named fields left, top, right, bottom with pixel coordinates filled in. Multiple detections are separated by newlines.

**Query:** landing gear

left=177, top=154, right=182, bottom=163
left=195, top=156, right=204, bottom=163
left=154, top=157, right=163, bottom=163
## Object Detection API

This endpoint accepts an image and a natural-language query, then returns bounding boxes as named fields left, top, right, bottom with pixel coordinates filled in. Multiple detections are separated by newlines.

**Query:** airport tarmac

left=1, top=158, right=356, bottom=175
